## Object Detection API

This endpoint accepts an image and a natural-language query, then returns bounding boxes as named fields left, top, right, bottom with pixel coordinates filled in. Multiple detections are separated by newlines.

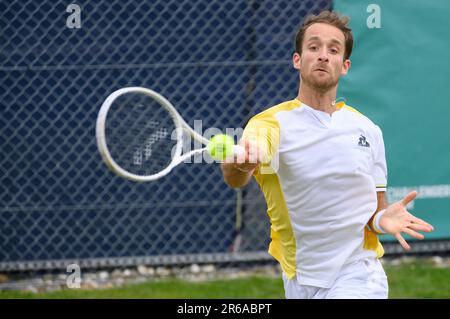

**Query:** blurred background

left=1, top=0, right=449, bottom=297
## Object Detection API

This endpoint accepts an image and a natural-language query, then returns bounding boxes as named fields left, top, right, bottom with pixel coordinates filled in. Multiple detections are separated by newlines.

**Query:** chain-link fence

left=0, top=0, right=331, bottom=271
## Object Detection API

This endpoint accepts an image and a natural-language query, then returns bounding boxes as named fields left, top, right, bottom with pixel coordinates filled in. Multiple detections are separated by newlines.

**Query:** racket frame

left=96, top=86, right=243, bottom=182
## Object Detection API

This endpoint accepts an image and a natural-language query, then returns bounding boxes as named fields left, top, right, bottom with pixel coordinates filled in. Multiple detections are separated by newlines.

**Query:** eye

left=330, top=48, right=339, bottom=54
left=309, top=45, right=318, bottom=51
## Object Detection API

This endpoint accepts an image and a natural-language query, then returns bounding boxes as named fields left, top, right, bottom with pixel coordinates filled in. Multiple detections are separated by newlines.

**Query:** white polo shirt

left=243, top=99, right=387, bottom=288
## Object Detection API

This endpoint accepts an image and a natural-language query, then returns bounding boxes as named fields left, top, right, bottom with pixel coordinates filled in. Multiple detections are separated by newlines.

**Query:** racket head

left=96, top=87, right=183, bottom=182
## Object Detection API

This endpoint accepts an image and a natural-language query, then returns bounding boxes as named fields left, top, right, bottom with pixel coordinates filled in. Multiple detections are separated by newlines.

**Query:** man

left=220, top=11, right=434, bottom=299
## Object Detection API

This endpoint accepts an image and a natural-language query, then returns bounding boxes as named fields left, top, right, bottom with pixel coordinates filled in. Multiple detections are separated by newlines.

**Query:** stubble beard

left=300, top=70, right=339, bottom=94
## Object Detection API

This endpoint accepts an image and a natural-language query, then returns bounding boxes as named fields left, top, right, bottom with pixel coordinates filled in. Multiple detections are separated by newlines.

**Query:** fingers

left=402, top=228, right=424, bottom=240
left=408, top=221, right=433, bottom=233
left=235, top=139, right=251, bottom=163
left=248, top=144, right=261, bottom=164
left=240, top=139, right=263, bottom=164
left=394, top=217, right=434, bottom=251
left=233, top=139, right=261, bottom=170
left=232, top=140, right=247, bottom=164
left=401, top=191, right=418, bottom=207
left=411, top=216, right=434, bottom=231
left=395, top=233, right=411, bottom=251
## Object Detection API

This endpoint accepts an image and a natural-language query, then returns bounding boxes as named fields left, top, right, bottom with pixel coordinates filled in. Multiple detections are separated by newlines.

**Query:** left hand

left=379, top=191, right=434, bottom=250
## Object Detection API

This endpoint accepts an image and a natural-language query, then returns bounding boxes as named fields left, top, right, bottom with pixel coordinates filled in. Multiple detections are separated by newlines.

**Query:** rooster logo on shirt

left=358, top=135, right=370, bottom=148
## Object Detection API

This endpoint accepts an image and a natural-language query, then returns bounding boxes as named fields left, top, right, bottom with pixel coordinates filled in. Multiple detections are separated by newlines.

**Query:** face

left=293, top=23, right=350, bottom=92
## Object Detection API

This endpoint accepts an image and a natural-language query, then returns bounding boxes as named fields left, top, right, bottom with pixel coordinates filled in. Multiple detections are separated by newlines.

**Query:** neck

left=297, top=82, right=338, bottom=114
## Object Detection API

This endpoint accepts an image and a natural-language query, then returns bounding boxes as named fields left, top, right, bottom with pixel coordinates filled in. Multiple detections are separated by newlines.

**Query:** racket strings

left=105, top=93, right=178, bottom=176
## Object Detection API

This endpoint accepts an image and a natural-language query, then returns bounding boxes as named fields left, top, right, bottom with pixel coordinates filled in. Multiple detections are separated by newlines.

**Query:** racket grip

left=232, top=145, right=245, bottom=157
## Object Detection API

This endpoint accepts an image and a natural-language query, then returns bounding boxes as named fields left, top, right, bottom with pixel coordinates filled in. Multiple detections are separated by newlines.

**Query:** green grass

left=0, top=276, right=285, bottom=299
left=1, top=262, right=449, bottom=299
left=385, top=263, right=450, bottom=299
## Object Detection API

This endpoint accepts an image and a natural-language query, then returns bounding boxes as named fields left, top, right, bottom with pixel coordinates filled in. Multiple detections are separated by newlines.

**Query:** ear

left=293, top=52, right=301, bottom=70
left=341, top=59, right=351, bottom=76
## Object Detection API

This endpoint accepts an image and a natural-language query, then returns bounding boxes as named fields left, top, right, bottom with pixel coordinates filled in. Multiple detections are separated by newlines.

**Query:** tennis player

left=221, top=11, right=434, bottom=299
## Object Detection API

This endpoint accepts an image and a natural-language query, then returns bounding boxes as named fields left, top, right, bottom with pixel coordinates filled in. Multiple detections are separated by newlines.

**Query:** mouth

left=314, top=68, right=328, bottom=73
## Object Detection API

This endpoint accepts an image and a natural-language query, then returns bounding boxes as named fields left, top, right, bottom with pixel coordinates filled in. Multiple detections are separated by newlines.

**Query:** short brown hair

left=295, top=11, right=353, bottom=60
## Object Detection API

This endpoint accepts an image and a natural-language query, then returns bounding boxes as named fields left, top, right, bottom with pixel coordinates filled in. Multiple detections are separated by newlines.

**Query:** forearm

left=220, top=162, right=255, bottom=188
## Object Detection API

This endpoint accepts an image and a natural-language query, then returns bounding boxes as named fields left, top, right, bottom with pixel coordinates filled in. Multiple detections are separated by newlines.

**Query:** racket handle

left=232, top=145, right=245, bottom=157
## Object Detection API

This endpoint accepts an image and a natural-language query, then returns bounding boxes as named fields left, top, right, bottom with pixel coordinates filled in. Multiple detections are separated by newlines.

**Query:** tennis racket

left=96, top=87, right=244, bottom=182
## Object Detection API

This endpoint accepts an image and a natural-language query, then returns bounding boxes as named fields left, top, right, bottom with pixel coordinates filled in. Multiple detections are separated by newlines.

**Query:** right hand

left=232, top=139, right=263, bottom=173
left=220, top=139, right=264, bottom=188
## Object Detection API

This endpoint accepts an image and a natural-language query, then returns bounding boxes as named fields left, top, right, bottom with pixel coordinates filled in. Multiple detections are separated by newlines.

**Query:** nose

left=318, top=55, right=329, bottom=63
left=318, top=48, right=329, bottom=63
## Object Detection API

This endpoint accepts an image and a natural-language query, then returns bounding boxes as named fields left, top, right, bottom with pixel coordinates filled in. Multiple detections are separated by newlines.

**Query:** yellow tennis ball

left=207, top=134, right=235, bottom=160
